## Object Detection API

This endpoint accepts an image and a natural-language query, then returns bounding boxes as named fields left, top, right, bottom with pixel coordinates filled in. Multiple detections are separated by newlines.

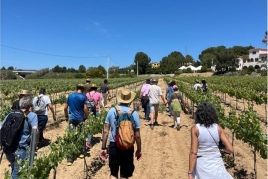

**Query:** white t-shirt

left=145, top=85, right=162, bottom=104
left=32, top=94, right=51, bottom=115
left=193, top=83, right=202, bottom=90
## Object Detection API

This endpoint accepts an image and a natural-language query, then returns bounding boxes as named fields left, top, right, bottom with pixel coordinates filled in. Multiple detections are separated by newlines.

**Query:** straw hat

left=151, top=79, right=158, bottom=83
left=20, top=90, right=30, bottom=95
left=90, top=84, right=98, bottom=89
left=76, top=84, right=85, bottom=89
left=86, top=78, right=91, bottom=82
left=117, top=89, right=136, bottom=104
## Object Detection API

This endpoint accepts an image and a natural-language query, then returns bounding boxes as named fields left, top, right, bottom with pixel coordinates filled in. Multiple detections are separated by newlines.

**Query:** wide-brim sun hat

left=117, top=89, right=136, bottom=104
left=86, top=78, right=91, bottom=82
left=76, top=84, right=85, bottom=89
left=20, top=90, right=30, bottom=95
left=90, top=84, right=98, bottom=89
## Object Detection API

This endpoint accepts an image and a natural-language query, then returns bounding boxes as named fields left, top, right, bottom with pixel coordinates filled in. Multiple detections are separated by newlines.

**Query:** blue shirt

left=105, top=105, right=140, bottom=142
left=166, top=86, right=174, bottom=99
left=67, top=92, right=87, bottom=121
left=0, top=111, right=38, bottom=148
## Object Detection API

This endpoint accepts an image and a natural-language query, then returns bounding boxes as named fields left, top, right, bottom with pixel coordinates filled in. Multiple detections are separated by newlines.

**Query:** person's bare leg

left=155, top=111, right=158, bottom=123
left=150, top=112, right=155, bottom=125
left=110, top=175, right=117, bottom=179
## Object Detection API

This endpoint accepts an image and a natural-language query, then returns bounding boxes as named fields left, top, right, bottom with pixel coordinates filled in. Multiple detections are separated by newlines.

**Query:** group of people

left=0, top=88, right=55, bottom=178
left=1, top=78, right=234, bottom=179
left=63, top=78, right=111, bottom=165
left=139, top=79, right=167, bottom=130
left=193, top=79, right=208, bottom=92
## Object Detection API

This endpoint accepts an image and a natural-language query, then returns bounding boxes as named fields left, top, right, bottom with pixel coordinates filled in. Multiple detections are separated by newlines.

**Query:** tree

left=1, top=66, right=6, bottom=70
left=200, top=66, right=208, bottom=73
left=7, top=66, right=14, bottom=70
left=97, top=65, right=106, bottom=75
left=85, top=68, right=105, bottom=78
left=134, top=52, right=151, bottom=74
left=185, top=54, right=194, bottom=64
left=214, top=47, right=237, bottom=72
left=67, top=67, right=76, bottom=73
left=62, top=66, right=67, bottom=73
left=192, top=60, right=201, bottom=67
left=200, top=53, right=216, bottom=68
left=78, top=65, right=86, bottom=73
left=262, top=31, right=268, bottom=45
left=160, top=51, right=185, bottom=73
left=52, top=65, right=61, bottom=72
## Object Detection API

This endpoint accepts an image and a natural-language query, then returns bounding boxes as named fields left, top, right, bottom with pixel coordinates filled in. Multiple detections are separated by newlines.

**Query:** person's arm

left=179, top=93, right=184, bottom=104
left=188, top=125, right=198, bottom=179
left=83, top=104, right=89, bottom=120
left=218, top=125, right=234, bottom=154
left=48, top=103, right=56, bottom=121
left=167, top=93, right=173, bottom=104
left=165, top=88, right=168, bottom=99
left=64, top=103, right=69, bottom=121
left=135, top=128, right=142, bottom=160
left=107, top=85, right=110, bottom=95
left=160, top=94, right=167, bottom=105
left=100, top=123, right=110, bottom=161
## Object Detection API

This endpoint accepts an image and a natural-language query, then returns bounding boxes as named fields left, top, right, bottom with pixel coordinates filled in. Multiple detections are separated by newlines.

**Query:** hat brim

left=20, top=90, right=30, bottom=95
left=117, top=90, right=136, bottom=104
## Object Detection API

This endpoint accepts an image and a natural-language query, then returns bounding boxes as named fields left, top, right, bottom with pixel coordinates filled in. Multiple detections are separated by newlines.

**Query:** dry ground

left=0, top=76, right=267, bottom=179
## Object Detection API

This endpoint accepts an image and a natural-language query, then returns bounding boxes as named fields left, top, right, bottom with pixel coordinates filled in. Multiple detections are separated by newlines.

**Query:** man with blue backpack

left=100, top=89, right=142, bottom=179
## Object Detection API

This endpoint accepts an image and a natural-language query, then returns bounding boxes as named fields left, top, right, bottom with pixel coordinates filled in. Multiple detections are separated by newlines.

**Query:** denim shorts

left=109, top=142, right=134, bottom=178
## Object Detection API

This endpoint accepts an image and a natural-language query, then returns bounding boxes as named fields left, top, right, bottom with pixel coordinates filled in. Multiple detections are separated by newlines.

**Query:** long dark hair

left=195, top=102, right=218, bottom=127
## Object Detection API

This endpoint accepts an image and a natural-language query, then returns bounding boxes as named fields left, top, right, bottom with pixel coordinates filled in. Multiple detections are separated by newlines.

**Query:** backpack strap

left=127, top=108, right=134, bottom=115
left=115, top=105, right=122, bottom=115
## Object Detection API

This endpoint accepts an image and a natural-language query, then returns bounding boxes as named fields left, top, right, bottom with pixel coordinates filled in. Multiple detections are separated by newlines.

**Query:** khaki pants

left=102, top=93, right=108, bottom=106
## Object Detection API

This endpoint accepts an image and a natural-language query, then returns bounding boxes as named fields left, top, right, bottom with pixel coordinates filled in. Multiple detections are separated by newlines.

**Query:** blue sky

left=1, top=0, right=267, bottom=70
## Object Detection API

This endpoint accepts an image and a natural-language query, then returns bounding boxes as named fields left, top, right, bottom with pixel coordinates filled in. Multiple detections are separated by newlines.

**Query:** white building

left=238, top=48, right=267, bottom=70
left=212, top=48, right=267, bottom=71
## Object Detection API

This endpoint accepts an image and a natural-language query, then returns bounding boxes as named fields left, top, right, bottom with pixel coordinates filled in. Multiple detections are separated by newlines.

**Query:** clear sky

left=1, top=0, right=267, bottom=70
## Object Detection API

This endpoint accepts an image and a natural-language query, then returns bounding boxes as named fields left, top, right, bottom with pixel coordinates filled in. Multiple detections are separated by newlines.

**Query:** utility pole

left=137, top=61, right=138, bottom=77
left=107, top=56, right=109, bottom=79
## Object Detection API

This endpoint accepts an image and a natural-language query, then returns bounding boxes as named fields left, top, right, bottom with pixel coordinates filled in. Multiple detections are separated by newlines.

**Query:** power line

left=1, top=45, right=108, bottom=59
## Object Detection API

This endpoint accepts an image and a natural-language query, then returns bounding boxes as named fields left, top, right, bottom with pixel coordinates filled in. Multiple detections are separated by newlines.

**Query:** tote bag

left=171, top=93, right=182, bottom=112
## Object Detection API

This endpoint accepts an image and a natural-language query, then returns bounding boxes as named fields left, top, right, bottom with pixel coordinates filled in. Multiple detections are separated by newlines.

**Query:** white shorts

left=150, top=103, right=159, bottom=113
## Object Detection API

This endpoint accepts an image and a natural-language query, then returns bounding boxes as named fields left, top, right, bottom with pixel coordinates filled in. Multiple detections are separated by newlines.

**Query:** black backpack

left=101, top=84, right=108, bottom=93
left=0, top=110, right=30, bottom=148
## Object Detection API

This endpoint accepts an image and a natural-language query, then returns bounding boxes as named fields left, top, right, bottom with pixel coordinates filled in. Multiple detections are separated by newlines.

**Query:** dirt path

left=0, top=78, right=267, bottom=179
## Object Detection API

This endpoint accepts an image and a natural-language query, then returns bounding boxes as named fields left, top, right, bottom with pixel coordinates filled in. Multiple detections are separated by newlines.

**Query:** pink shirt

left=86, top=91, right=102, bottom=111
left=141, top=84, right=151, bottom=96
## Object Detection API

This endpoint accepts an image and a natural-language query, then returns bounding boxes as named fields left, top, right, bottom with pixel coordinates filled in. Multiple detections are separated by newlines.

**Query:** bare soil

left=0, top=77, right=267, bottom=179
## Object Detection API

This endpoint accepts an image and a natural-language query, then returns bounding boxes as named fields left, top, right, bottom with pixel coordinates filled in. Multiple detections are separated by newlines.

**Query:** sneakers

left=177, top=124, right=180, bottom=131
left=154, top=121, right=159, bottom=126
left=67, top=162, right=72, bottom=166
left=174, top=122, right=177, bottom=129
left=79, top=154, right=84, bottom=158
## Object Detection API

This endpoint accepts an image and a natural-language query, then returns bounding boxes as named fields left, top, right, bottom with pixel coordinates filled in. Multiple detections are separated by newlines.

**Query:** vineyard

left=0, top=76, right=267, bottom=179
